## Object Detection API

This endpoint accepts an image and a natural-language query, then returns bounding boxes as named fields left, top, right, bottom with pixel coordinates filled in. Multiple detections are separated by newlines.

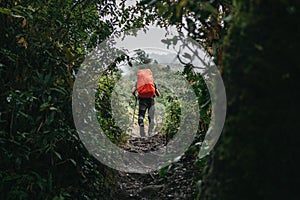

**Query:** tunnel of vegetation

left=1, top=0, right=297, bottom=199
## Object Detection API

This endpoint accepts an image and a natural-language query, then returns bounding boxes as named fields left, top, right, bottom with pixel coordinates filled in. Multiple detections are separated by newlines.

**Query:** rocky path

left=114, top=134, right=202, bottom=200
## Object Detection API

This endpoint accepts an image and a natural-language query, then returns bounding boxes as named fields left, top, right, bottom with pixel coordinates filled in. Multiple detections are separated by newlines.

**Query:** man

left=132, top=70, right=160, bottom=137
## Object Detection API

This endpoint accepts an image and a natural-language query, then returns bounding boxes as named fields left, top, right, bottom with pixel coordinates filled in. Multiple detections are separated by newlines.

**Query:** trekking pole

left=132, top=95, right=137, bottom=125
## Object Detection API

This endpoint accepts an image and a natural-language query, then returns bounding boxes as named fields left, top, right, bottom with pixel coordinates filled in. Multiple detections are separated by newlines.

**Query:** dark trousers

left=138, top=97, right=155, bottom=136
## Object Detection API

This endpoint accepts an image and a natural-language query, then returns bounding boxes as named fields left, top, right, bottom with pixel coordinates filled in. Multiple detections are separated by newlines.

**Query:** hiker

left=132, top=69, right=160, bottom=137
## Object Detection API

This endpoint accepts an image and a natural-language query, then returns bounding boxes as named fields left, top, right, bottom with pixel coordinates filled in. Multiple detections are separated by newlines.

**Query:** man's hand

left=131, top=86, right=137, bottom=94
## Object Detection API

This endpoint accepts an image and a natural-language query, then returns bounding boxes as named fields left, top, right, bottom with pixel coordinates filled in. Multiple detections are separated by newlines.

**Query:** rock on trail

left=115, top=133, right=202, bottom=200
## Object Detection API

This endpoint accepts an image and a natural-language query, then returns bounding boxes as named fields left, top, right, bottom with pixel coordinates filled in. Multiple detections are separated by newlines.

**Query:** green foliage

left=162, top=96, right=181, bottom=139
left=138, top=0, right=232, bottom=56
left=158, top=164, right=171, bottom=177
left=95, top=66, right=129, bottom=145
left=0, top=0, right=122, bottom=199
left=182, top=65, right=211, bottom=133
left=132, top=49, right=152, bottom=65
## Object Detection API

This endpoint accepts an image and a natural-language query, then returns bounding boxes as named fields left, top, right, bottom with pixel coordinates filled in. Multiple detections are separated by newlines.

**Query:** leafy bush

left=0, top=0, right=120, bottom=199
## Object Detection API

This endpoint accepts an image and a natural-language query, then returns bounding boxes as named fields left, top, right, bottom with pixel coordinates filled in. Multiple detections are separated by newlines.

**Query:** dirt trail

left=115, top=133, right=201, bottom=200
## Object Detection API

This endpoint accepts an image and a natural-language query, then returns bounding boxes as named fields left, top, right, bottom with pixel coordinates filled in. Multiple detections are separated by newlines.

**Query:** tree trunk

left=199, top=1, right=300, bottom=199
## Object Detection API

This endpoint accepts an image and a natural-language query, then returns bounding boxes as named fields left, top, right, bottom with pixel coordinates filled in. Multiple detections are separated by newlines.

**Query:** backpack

left=137, top=69, right=155, bottom=98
